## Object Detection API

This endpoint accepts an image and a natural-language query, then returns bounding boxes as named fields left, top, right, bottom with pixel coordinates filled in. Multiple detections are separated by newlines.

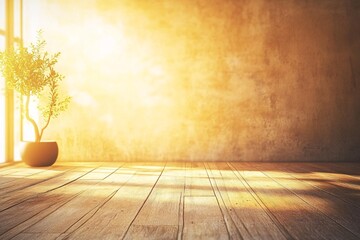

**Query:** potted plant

left=0, top=32, right=70, bottom=167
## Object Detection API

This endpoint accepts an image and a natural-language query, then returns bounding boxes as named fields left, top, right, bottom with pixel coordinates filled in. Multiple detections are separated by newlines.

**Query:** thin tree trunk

left=39, top=105, right=53, bottom=141
left=25, top=94, right=41, bottom=142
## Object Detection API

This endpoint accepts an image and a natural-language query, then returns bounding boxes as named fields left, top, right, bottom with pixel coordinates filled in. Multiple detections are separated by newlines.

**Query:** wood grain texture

left=125, top=162, right=185, bottom=239
left=0, top=165, right=113, bottom=239
left=282, top=163, right=360, bottom=208
left=231, top=162, right=359, bottom=240
left=260, top=163, right=360, bottom=238
left=183, top=196, right=229, bottom=240
left=185, top=162, right=213, bottom=197
left=0, top=162, right=359, bottom=240
left=62, top=162, right=165, bottom=240
left=206, top=162, right=288, bottom=240
left=182, top=162, right=229, bottom=239
left=0, top=169, right=91, bottom=212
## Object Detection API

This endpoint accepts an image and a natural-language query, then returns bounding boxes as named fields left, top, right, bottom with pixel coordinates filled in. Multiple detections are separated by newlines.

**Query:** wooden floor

left=0, top=162, right=359, bottom=240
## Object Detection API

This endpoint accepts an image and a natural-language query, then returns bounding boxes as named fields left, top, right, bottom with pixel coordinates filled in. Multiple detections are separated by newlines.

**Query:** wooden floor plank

left=0, top=163, right=107, bottom=212
left=185, top=162, right=213, bottom=197
left=0, top=167, right=22, bottom=176
left=21, top=186, right=117, bottom=235
left=282, top=163, right=360, bottom=208
left=311, top=162, right=360, bottom=178
left=0, top=168, right=91, bottom=212
left=14, top=165, right=119, bottom=233
left=0, top=163, right=22, bottom=173
left=231, top=162, right=359, bottom=240
left=0, top=167, right=49, bottom=186
left=183, top=196, right=229, bottom=240
left=183, top=162, right=228, bottom=239
left=0, top=162, right=359, bottom=240
left=59, top=162, right=165, bottom=240
left=205, top=162, right=241, bottom=240
left=307, top=163, right=360, bottom=187
left=128, top=162, right=185, bottom=226
left=14, top=167, right=121, bottom=237
left=124, top=162, right=185, bottom=240
left=207, top=162, right=288, bottom=240
left=0, top=166, right=116, bottom=239
left=259, top=163, right=360, bottom=238
left=12, top=233, right=60, bottom=240
left=124, top=225, right=178, bottom=240
left=0, top=165, right=75, bottom=194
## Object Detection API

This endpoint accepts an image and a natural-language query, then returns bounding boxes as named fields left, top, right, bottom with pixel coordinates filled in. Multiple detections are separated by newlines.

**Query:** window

left=0, top=0, right=23, bottom=163
left=0, top=0, right=5, bottom=163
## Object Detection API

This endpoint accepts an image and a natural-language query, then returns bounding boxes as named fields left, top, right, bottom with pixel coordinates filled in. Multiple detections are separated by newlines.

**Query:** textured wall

left=25, top=0, right=360, bottom=161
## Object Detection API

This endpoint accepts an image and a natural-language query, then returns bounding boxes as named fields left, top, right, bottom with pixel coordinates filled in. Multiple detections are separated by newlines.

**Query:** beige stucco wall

left=25, top=0, right=360, bottom=161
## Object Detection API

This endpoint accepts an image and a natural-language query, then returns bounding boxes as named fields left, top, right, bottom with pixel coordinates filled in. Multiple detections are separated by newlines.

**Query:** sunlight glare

left=22, top=1, right=246, bottom=161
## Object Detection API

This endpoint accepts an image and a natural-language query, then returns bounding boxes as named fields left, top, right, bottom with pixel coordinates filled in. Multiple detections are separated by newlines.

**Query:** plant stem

left=39, top=102, right=53, bottom=142
left=25, top=94, right=41, bottom=142
left=40, top=77, right=56, bottom=141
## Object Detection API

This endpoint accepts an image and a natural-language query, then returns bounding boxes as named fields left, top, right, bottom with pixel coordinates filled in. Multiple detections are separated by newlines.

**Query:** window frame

left=1, top=0, right=23, bottom=163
